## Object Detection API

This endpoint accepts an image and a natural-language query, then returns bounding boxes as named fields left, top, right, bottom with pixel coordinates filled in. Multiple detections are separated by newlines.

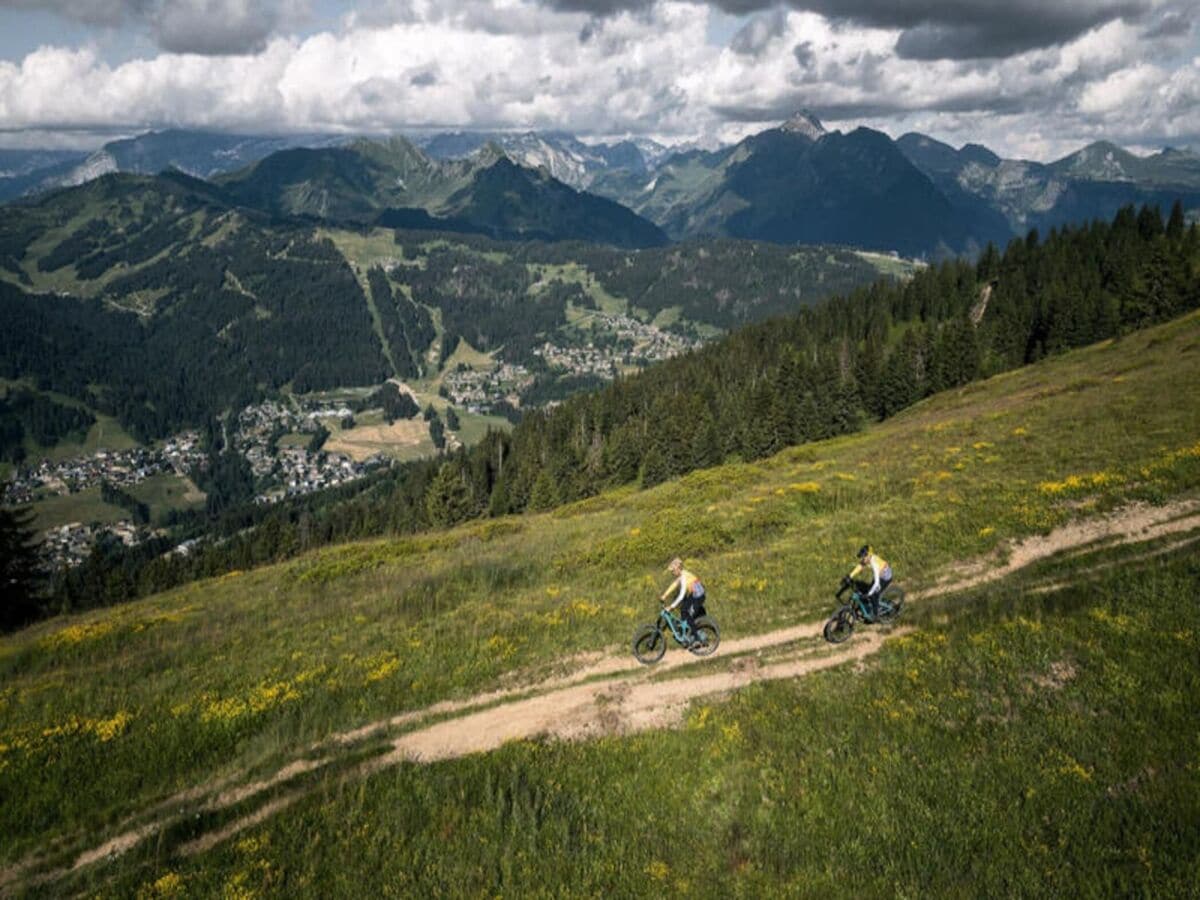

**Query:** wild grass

left=65, top=545, right=1200, bottom=898
left=1, top=310, right=1199, bottom=890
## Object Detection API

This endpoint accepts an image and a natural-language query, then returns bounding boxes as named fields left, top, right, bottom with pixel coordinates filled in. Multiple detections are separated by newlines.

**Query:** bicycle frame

left=657, top=607, right=693, bottom=644
left=836, top=581, right=892, bottom=623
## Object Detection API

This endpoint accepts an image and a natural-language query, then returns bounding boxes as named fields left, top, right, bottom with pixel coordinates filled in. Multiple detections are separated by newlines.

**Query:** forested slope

left=43, top=203, right=1199, bottom=614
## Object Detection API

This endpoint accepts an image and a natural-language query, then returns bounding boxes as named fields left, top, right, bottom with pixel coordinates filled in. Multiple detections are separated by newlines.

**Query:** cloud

left=0, top=0, right=1197, bottom=161
left=536, top=0, right=1153, bottom=59
left=0, top=0, right=147, bottom=27
left=0, top=0, right=310, bottom=55
left=1139, top=4, right=1196, bottom=40
left=152, top=1, right=306, bottom=55
left=729, top=8, right=786, bottom=56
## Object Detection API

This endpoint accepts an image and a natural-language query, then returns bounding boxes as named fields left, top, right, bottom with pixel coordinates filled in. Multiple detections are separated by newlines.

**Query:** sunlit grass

left=2, top=310, right=1199, bottom=886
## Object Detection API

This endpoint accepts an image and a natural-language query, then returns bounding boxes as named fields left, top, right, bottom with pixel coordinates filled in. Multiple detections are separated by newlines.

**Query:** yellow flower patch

left=93, top=710, right=133, bottom=742
left=365, top=656, right=400, bottom=683
left=138, top=871, right=185, bottom=898
left=788, top=481, right=821, bottom=493
left=1039, top=471, right=1124, bottom=494
left=571, top=600, right=601, bottom=618
left=41, top=621, right=116, bottom=649
left=201, top=680, right=301, bottom=724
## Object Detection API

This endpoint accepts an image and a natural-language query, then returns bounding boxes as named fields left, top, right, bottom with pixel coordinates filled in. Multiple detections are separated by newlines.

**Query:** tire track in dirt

left=916, top=499, right=1200, bottom=599
left=7, top=497, right=1198, bottom=892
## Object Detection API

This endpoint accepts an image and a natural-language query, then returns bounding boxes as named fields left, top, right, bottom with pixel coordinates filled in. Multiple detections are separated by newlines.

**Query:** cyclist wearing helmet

left=848, top=544, right=892, bottom=620
left=661, top=556, right=706, bottom=645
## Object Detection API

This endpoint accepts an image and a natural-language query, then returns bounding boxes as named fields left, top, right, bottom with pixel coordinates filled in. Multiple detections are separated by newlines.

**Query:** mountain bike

left=822, top=578, right=905, bottom=644
left=632, top=605, right=720, bottom=664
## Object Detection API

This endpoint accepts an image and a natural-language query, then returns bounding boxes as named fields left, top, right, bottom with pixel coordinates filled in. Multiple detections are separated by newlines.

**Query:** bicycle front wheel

left=823, top=607, right=855, bottom=644
left=633, top=624, right=666, bottom=664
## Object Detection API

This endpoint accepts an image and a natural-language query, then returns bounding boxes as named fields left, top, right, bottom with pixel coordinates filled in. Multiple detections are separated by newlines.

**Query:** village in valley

left=3, top=398, right=390, bottom=571
left=443, top=310, right=701, bottom=413
left=3, top=310, right=705, bottom=572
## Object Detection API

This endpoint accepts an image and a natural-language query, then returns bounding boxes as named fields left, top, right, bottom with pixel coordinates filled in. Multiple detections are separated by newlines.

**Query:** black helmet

left=857, top=544, right=871, bottom=559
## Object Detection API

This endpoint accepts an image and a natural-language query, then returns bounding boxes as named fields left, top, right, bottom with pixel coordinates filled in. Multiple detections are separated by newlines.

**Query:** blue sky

left=0, top=1, right=1196, bottom=159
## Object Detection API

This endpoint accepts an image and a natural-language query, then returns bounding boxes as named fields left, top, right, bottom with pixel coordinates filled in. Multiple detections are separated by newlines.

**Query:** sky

left=0, top=0, right=1197, bottom=160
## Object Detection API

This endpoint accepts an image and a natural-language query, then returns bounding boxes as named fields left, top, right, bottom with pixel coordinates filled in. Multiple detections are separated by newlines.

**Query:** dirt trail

left=6, top=497, right=1199, bottom=893
left=384, top=630, right=893, bottom=763
left=919, top=498, right=1200, bottom=598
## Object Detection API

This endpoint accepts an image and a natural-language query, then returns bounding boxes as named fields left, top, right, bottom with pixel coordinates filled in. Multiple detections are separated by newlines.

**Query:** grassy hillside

left=2, top=311, right=1199, bottom=895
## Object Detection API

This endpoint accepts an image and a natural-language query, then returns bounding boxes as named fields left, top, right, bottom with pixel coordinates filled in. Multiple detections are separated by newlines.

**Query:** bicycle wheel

left=632, top=624, right=666, bottom=664
left=876, top=586, right=905, bottom=624
left=823, top=606, right=855, bottom=644
left=688, top=616, right=720, bottom=656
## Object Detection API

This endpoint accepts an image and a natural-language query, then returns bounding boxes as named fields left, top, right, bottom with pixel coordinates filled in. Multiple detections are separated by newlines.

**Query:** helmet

left=857, top=544, right=871, bottom=559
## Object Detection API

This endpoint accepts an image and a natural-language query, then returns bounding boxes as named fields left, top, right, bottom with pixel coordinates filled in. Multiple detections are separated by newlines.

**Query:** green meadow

left=2, top=310, right=1199, bottom=895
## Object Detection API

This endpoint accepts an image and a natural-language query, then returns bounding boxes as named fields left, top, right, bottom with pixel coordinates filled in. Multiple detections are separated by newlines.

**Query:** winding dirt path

left=6, top=497, right=1200, bottom=893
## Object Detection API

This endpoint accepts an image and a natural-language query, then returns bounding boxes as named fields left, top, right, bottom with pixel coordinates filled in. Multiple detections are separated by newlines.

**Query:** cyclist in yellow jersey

left=661, top=556, right=707, bottom=644
left=848, top=544, right=892, bottom=620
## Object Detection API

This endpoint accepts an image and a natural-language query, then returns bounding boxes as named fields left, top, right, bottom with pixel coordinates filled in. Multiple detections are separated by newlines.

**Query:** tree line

left=4, top=203, right=1198, bottom=628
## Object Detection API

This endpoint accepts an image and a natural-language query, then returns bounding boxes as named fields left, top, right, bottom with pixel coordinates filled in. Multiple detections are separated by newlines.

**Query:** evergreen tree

left=0, top=506, right=42, bottom=631
left=424, top=462, right=474, bottom=527
left=1166, top=200, right=1185, bottom=242
left=528, top=469, right=559, bottom=510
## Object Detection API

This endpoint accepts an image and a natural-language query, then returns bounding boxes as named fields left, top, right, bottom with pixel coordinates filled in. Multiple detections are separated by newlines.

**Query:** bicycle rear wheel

left=876, top=586, right=905, bottom=624
left=688, top=616, right=720, bottom=656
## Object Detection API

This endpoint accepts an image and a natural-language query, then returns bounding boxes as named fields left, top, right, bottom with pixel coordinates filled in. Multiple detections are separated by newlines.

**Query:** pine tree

left=528, top=469, right=560, bottom=510
left=424, top=462, right=474, bottom=527
left=0, top=506, right=42, bottom=631
left=1166, top=200, right=1186, bottom=242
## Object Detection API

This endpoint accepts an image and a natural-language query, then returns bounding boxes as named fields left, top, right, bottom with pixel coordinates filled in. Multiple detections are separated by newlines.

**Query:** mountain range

left=896, top=132, right=1200, bottom=236
left=215, top=138, right=666, bottom=247
left=416, top=130, right=671, bottom=191
left=3, top=119, right=1200, bottom=257
left=0, top=131, right=351, bottom=203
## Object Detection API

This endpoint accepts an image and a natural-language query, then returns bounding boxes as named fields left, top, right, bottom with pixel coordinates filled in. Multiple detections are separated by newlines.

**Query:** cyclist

left=847, top=544, right=892, bottom=621
left=661, top=557, right=707, bottom=645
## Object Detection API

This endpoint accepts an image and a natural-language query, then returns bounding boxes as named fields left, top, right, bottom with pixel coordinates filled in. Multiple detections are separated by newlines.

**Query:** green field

left=28, top=486, right=126, bottom=532
left=2, top=311, right=1199, bottom=895
left=127, top=473, right=206, bottom=523
left=40, top=413, right=139, bottom=462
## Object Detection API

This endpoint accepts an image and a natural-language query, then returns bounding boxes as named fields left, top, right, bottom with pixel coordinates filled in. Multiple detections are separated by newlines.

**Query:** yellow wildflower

left=42, top=621, right=115, bottom=649
left=91, top=711, right=133, bottom=742
left=139, top=871, right=185, bottom=898
left=365, top=657, right=399, bottom=683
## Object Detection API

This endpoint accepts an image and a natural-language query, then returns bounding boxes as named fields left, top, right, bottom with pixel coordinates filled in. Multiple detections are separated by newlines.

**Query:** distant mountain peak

left=780, top=110, right=826, bottom=141
left=473, top=141, right=509, bottom=166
